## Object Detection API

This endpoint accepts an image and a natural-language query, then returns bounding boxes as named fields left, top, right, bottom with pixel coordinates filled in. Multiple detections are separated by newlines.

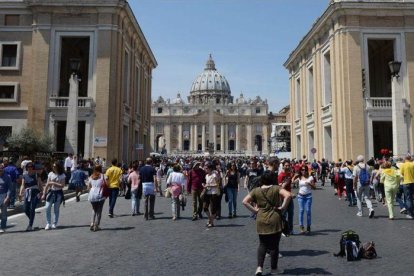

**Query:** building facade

left=0, top=0, right=157, bottom=162
left=284, top=0, right=414, bottom=161
left=151, top=55, right=270, bottom=156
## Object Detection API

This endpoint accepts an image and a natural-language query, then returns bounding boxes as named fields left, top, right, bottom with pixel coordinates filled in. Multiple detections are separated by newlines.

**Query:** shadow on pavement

left=282, top=267, right=332, bottom=275
left=281, top=249, right=329, bottom=257
left=306, top=229, right=341, bottom=236
left=100, top=226, right=135, bottom=231
left=214, top=224, right=245, bottom=228
left=59, top=224, right=90, bottom=229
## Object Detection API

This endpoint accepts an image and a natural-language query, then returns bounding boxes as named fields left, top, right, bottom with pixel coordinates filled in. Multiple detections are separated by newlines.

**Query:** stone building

left=284, top=0, right=414, bottom=161
left=151, top=55, right=270, bottom=156
left=0, top=0, right=157, bottom=162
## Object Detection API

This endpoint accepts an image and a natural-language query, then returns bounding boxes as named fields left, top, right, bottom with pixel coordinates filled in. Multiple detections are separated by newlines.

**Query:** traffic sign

left=310, top=148, right=317, bottom=154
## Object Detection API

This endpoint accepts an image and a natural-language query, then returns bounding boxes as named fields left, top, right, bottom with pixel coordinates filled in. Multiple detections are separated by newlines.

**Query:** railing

left=365, top=97, right=392, bottom=109
left=49, top=97, right=94, bottom=108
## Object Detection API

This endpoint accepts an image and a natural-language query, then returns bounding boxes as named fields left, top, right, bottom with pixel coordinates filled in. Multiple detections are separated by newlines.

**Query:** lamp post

left=64, top=58, right=81, bottom=155
left=389, top=60, right=408, bottom=157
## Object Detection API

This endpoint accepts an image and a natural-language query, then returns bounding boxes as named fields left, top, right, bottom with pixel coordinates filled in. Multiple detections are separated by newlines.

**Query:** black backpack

left=334, top=230, right=361, bottom=261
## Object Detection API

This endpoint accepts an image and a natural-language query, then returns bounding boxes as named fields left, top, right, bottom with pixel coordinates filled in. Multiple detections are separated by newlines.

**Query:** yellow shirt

left=399, top=162, right=414, bottom=184
left=105, top=165, right=122, bottom=188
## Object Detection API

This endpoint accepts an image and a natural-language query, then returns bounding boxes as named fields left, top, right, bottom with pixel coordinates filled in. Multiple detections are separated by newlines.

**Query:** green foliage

left=5, top=128, right=55, bottom=156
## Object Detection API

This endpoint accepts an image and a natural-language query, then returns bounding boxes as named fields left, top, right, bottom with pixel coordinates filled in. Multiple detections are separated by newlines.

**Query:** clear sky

left=130, top=0, right=328, bottom=113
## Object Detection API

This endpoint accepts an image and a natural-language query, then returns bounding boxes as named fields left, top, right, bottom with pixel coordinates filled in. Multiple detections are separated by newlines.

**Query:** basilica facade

left=150, top=55, right=269, bottom=156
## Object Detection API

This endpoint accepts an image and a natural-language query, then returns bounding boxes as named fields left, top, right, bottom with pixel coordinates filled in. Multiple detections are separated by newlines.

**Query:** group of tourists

left=1, top=152, right=414, bottom=275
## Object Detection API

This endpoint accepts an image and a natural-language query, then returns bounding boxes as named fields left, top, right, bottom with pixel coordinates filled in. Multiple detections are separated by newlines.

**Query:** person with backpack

left=353, top=155, right=374, bottom=218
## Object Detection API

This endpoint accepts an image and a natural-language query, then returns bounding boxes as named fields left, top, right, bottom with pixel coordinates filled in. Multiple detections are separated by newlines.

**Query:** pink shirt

left=128, top=171, right=140, bottom=191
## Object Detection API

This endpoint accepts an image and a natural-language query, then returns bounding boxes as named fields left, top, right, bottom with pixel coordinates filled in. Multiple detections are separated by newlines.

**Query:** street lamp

left=388, top=61, right=401, bottom=79
left=69, top=58, right=81, bottom=73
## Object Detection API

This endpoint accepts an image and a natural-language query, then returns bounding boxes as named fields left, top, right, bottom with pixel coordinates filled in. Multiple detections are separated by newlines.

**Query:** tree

left=5, top=128, right=55, bottom=156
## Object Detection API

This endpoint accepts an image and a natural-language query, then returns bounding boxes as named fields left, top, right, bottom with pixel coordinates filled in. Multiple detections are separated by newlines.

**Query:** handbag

left=101, top=177, right=110, bottom=198
left=164, top=187, right=172, bottom=198
left=124, top=189, right=131, bottom=200
left=179, top=193, right=187, bottom=207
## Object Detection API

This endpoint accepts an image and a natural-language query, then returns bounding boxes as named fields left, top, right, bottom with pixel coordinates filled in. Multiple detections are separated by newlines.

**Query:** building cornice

left=283, top=1, right=414, bottom=69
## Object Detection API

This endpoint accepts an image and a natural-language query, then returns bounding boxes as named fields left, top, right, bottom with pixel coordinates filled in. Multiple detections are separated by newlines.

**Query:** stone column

left=190, top=124, right=194, bottom=151
left=202, top=125, right=206, bottom=151
left=247, top=124, right=252, bottom=154
left=213, top=124, right=217, bottom=151
left=262, top=123, right=268, bottom=155
left=164, top=124, right=171, bottom=154
left=150, top=124, right=155, bottom=152
left=235, top=124, right=240, bottom=151
left=194, top=124, right=198, bottom=151
left=221, top=124, right=225, bottom=152
left=178, top=124, right=183, bottom=151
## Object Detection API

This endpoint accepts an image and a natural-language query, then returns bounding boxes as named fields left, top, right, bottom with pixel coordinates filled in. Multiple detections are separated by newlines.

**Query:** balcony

left=365, top=97, right=392, bottom=110
left=321, top=104, right=332, bottom=117
left=49, top=97, right=95, bottom=108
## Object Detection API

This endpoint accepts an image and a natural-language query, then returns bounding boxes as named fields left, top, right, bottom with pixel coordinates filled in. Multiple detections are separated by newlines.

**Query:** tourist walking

left=87, top=165, right=107, bottom=231
left=140, top=158, right=158, bottom=220
left=69, top=162, right=87, bottom=202
left=353, top=155, right=374, bottom=218
left=203, top=162, right=221, bottom=228
left=42, top=162, right=66, bottom=230
left=128, top=163, right=142, bottom=216
left=278, top=160, right=294, bottom=235
left=224, top=163, right=240, bottom=218
left=105, top=158, right=122, bottom=217
left=399, top=155, right=414, bottom=219
left=242, top=171, right=292, bottom=276
left=187, top=161, right=205, bottom=220
left=340, top=160, right=356, bottom=206
left=292, top=166, right=316, bottom=234
left=3, top=157, right=20, bottom=209
left=19, top=162, right=42, bottom=231
left=166, top=164, right=186, bottom=220
left=380, top=161, right=400, bottom=220
left=0, top=163, right=11, bottom=233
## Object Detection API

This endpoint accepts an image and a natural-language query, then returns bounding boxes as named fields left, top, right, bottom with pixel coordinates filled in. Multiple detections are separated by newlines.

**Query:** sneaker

left=278, top=253, right=283, bottom=258
left=270, top=268, right=284, bottom=275
left=369, top=209, right=375, bottom=218
left=400, top=208, right=407, bottom=214
left=255, top=266, right=263, bottom=276
left=172, top=216, right=177, bottom=221
left=51, top=224, right=57, bottom=229
left=228, top=214, right=233, bottom=219
left=0, top=229, right=5, bottom=233
left=307, top=226, right=311, bottom=233
left=108, top=213, right=113, bottom=218
left=300, top=226, right=306, bottom=234
left=192, top=216, right=198, bottom=221
left=356, top=212, right=363, bottom=217
left=233, top=213, right=237, bottom=218
left=26, top=225, right=33, bottom=232
left=45, top=224, right=51, bottom=230
left=406, top=214, right=413, bottom=219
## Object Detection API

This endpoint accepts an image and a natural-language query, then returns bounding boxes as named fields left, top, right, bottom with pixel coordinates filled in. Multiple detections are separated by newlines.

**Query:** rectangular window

left=256, top=107, right=260, bottom=114
left=0, top=42, right=21, bottom=70
left=255, top=124, right=262, bottom=134
left=123, top=50, right=130, bottom=103
left=295, top=77, right=301, bottom=119
left=4, top=15, right=20, bottom=26
left=0, top=82, right=18, bottom=102
left=307, top=66, right=314, bottom=113
left=323, top=50, right=332, bottom=105
left=135, top=66, right=141, bottom=113
left=157, top=107, right=163, bottom=114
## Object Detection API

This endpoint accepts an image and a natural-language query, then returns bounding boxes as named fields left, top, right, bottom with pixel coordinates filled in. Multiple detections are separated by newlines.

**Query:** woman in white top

left=202, top=162, right=221, bottom=228
left=292, top=166, right=315, bottom=234
left=166, top=164, right=186, bottom=220
left=42, top=162, right=66, bottom=230
left=87, top=165, right=107, bottom=231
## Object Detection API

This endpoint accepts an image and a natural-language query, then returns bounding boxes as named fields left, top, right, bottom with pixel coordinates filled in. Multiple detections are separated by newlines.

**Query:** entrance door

left=373, top=121, right=392, bottom=158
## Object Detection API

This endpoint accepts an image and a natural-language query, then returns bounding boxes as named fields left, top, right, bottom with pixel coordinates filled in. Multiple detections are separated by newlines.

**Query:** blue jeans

left=131, top=190, right=140, bottom=214
left=402, top=183, right=414, bottom=216
left=24, top=189, right=39, bottom=227
left=108, top=188, right=119, bottom=215
left=298, top=194, right=312, bottom=227
left=45, top=191, right=63, bottom=225
left=345, top=179, right=356, bottom=205
left=396, top=185, right=407, bottom=210
left=0, top=193, right=7, bottom=229
left=283, top=199, right=294, bottom=234
left=8, top=182, right=16, bottom=206
left=226, top=187, right=238, bottom=215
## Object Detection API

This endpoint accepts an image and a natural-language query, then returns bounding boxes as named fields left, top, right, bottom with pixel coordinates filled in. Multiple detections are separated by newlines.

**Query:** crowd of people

left=0, top=152, right=413, bottom=275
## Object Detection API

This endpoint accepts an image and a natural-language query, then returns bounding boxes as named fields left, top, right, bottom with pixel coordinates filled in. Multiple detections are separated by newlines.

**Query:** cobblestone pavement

left=1, top=179, right=413, bottom=275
